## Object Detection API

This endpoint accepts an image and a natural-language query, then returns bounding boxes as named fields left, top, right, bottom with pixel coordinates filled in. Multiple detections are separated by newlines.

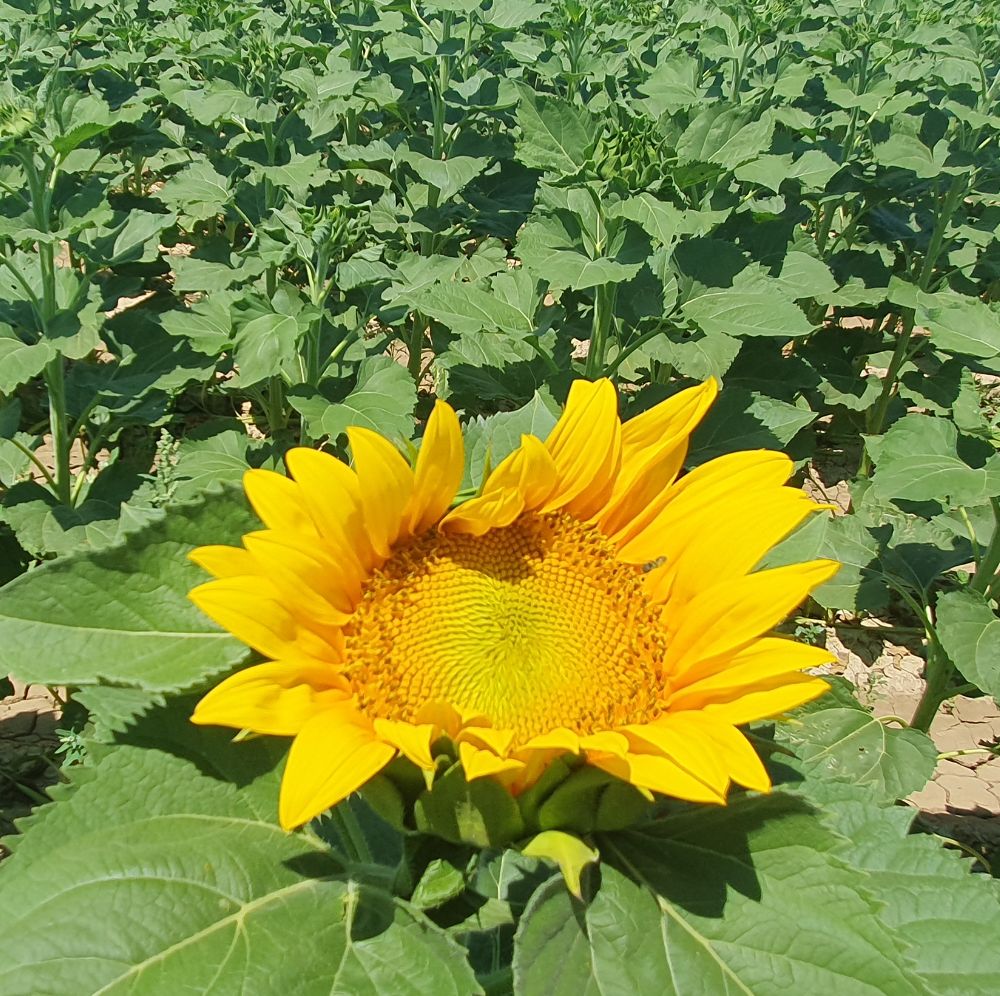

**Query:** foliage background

left=2, top=0, right=1000, bottom=991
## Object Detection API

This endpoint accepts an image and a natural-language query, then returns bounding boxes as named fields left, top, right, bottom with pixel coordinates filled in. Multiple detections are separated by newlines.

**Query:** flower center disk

left=343, top=513, right=666, bottom=742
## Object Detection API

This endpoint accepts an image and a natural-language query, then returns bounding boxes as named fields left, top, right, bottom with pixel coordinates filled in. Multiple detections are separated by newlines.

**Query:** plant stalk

left=970, top=498, right=1000, bottom=596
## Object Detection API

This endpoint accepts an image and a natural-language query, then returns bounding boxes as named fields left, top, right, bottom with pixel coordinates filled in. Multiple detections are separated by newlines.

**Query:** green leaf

left=158, top=160, right=232, bottom=224
left=161, top=294, right=234, bottom=356
left=291, top=356, right=417, bottom=443
left=777, top=700, right=937, bottom=803
left=401, top=152, right=489, bottom=201
left=411, top=282, right=535, bottom=336
left=612, top=194, right=683, bottom=247
left=515, top=86, right=594, bottom=176
left=0, top=713, right=480, bottom=995
left=682, top=282, right=814, bottom=339
left=677, top=106, right=775, bottom=170
left=171, top=425, right=270, bottom=502
left=690, top=388, right=815, bottom=463
left=0, top=324, right=55, bottom=394
left=514, top=795, right=923, bottom=994
left=873, top=132, right=947, bottom=178
left=637, top=330, right=741, bottom=382
left=785, top=149, right=841, bottom=191
left=411, top=858, right=468, bottom=911
left=50, top=94, right=113, bottom=154
left=935, top=589, right=1000, bottom=700
left=916, top=290, right=1000, bottom=359
left=232, top=312, right=300, bottom=387
left=0, top=488, right=258, bottom=693
left=870, top=414, right=1000, bottom=504
left=816, top=788, right=1000, bottom=995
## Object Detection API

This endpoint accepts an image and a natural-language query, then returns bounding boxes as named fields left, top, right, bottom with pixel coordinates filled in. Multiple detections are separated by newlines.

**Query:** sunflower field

left=2, top=0, right=1000, bottom=991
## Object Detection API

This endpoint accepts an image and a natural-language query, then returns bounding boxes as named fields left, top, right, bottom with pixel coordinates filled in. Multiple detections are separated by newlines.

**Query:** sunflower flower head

left=190, top=378, right=837, bottom=854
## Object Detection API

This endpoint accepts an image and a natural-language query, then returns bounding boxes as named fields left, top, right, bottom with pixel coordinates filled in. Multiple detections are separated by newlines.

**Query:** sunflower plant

left=0, top=379, right=992, bottom=993
left=187, top=377, right=836, bottom=890
left=4, top=0, right=1000, bottom=991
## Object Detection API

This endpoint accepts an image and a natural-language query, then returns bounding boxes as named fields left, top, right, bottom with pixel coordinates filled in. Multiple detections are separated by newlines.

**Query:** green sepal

left=536, top=764, right=650, bottom=834
left=413, top=761, right=525, bottom=848
left=521, top=830, right=599, bottom=899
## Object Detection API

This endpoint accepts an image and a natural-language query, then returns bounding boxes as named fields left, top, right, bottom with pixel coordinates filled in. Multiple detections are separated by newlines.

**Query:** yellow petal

left=599, top=380, right=718, bottom=537
left=541, top=378, right=622, bottom=518
left=408, top=400, right=465, bottom=533
left=347, top=426, right=414, bottom=556
left=242, top=530, right=358, bottom=623
left=650, top=489, right=829, bottom=609
left=621, top=718, right=730, bottom=795
left=485, top=434, right=558, bottom=510
left=617, top=450, right=794, bottom=562
left=578, top=730, right=630, bottom=757
left=520, top=728, right=582, bottom=754
left=188, top=544, right=257, bottom=579
left=620, top=379, right=719, bottom=456
left=441, top=435, right=558, bottom=534
left=284, top=447, right=376, bottom=572
left=373, top=719, right=436, bottom=770
left=458, top=725, right=515, bottom=756
left=243, top=469, right=319, bottom=539
left=663, top=560, right=839, bottom=677
left=189, top=578, right=339, bottom=663
left=588, top=751, right=726, bottom=804
left=459, top=741, right=526, bottom=780
left=700, top=674, right=830, bottom=725
left=413, top=700, right=466, bottom=738
left=279, top=706, right=395, bottom=829
left=521, top=830, right=599, bottom=900
left=440, top=485, right=524, bottom=536
left=192, top=659, right=348, bottom=736
left=647, top=712, right=770, bottom=793
left=669, top=636, right=834, bottom=706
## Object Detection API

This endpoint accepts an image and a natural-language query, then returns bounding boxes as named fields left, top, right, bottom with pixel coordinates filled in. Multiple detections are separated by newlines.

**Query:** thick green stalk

left=909, top=642, right=954, bottom=734
left=971, top=498, right=1000, bottom=597
left=43, top=357, right=72, bottom=505
left=861, top=174, right=968, bottom=474
left=585, top=283, right=616, bottom=379
left=859, top=308, right=913, bottom=474
left=408, top=312, right=426, bottom=385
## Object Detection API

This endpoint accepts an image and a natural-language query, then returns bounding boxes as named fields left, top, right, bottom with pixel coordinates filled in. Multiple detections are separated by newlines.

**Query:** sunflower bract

left=189, top=378, right=838, bottom=830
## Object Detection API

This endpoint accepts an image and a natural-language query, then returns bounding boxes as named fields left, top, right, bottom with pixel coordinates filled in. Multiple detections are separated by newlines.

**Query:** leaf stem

left=42, top=357, right=72, bottom=505
left=7, top=435, right=57, bottom=491
left=970, top=498, right=1000, bottom=596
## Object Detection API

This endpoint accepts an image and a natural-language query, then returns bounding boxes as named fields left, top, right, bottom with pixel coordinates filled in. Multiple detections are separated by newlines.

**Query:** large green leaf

left=916, top=290, right=1000, bottom=359
left=0, top=488, right=258, bottom=692
left=777, top=699, right=937, bottom=803
left=682, top=282, right=813, bottom=339
left=0, top=711, right=479, bottom=996
left=689, top=388, right=815, bottom=463
left=515, top=87, right=594, bottom=176
left=815, top=787, right=1000, bottom=995
left=935, top=589, right=1000, bottom=700
left=870, top=414, right=1000, bottom=504
left=513, top=795, right=924, bottom=994
left=676, top=106, right=775, bottom=170
left=289, top=355, right=417, bottom=443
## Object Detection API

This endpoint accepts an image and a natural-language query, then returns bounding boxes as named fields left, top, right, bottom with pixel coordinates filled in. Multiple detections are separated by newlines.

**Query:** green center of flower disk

left=341, top=512, right=666, bottom=742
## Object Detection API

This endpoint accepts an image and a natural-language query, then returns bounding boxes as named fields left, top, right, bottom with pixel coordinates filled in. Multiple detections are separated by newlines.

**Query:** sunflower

left=190, top=378, right=837, bottom=830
